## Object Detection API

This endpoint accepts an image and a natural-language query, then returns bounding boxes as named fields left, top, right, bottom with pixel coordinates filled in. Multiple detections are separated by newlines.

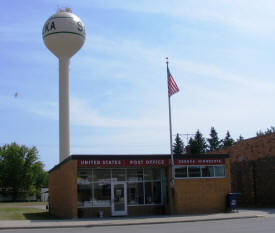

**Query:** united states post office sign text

left=78, top=159, right=169, bottom=167
left=78, top=158, right=224, bottom=167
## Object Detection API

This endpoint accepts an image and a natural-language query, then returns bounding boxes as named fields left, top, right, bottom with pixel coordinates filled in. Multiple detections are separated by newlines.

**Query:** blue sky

left=1, top=0, right=275, bottom=170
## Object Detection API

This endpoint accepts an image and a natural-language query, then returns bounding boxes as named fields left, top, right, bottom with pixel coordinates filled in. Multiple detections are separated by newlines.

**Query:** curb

left=0, top=215, right=263, bottom=230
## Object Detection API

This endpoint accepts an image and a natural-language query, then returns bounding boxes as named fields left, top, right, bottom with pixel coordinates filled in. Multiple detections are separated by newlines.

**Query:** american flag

left=167, top=67, right=179, bottom=97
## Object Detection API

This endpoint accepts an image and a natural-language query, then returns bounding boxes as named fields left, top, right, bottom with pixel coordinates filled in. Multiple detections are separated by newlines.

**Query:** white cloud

left=30, top=102, right=58, bottom=120
left=7, top=93, right=164, bottom=129
left=0, top=21, right=42, bottom=43
left=172, top=58, right=275, bottom=94
left=74, top=33, right=275, bottom=95
left=70, top=97, right=165, bottom=128
left=71, top=127, right=170, bottom=155
left=89, top=0, right=275, bottom=36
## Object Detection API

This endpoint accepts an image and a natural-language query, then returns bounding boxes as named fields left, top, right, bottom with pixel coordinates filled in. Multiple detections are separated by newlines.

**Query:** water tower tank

left=42, top=8, right=86, bottom=58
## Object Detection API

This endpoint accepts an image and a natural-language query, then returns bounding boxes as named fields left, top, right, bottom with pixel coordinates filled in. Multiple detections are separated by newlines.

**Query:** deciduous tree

left=0, top=142, right=47, bottom=201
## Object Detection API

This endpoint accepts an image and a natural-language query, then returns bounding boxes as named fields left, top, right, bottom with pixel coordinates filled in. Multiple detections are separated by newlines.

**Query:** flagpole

left=166, top=58, right=175, bottom=188
left=166, top=57, right=176, bottom=215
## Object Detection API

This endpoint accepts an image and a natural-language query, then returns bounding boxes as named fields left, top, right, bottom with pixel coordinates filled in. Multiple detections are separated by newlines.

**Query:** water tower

left=42, top=8, right=86, bottom=162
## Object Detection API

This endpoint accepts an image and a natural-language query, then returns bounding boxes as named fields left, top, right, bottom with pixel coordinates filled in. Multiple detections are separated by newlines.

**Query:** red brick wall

left=231, top=157, right=275, bottom=207
left=231, top=161, right=255, bottom=206
left=212, top=133, right=275, bottom=207
left=213, top=133, right=275, bottom=162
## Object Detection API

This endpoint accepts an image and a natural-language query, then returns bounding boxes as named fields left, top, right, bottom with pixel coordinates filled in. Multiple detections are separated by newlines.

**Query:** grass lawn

left=0, top=202, right=59, bottom=220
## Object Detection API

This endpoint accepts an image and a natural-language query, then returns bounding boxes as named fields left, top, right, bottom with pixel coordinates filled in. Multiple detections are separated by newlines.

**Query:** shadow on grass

left=23, top=212, right=60, bottom=220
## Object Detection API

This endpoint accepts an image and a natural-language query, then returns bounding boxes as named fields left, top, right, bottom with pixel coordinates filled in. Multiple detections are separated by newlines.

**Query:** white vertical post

left=59, top=57, right=70, bottom=162
left=168, top=95, right=175, bottom=186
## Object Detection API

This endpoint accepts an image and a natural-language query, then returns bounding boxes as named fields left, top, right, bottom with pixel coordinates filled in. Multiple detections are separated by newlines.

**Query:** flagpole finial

left=166, top=57, right=169, bottom=65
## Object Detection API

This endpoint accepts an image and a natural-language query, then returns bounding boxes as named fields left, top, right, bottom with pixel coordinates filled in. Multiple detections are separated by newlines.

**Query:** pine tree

left=221, top=131, right=235, bottom=148
left=256, top=126, right=275, bottom=136
left=236, top=135, right=244, bottom=142
left=188, top=130, right=207, bottom=154
left=256, top=130, right=264, bottom=136
left=173, top=133, right=184, bottom=155
left=207, top=127, right=221, bottom=152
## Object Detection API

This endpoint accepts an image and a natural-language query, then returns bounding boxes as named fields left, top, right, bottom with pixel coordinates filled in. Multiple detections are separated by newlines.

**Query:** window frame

left=174, top=165, right=226, bottom=179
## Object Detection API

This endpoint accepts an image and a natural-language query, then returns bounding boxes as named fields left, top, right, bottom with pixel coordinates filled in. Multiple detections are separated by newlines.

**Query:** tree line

left=173, top=127, right=243, bottom=155
left=173, top=126, right=275, bottom=155
left=256, top=126, right=275, bottom=136
left=0, top=142, right=48, bottom=201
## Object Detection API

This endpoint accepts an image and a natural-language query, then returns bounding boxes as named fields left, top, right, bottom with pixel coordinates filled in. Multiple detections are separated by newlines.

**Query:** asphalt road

left=1, top=217, right=275, bottom=233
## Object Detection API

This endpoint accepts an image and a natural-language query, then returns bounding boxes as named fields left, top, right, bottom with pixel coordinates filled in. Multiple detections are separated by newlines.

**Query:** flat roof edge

left=71, top=153, right=229, bottom=160
left=49, top=154, right=229, bottom=173
left=48, top=156, right=72, bottom=173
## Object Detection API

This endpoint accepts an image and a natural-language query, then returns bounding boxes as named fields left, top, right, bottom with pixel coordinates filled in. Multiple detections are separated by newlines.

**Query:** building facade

left=48, top=154, right=231, bottom=218
left=213, top=133, right=275, bottom=207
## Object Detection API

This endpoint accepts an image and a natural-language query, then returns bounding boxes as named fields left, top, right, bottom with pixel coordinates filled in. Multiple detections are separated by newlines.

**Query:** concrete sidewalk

left=0, top=209, right=275, bottom=230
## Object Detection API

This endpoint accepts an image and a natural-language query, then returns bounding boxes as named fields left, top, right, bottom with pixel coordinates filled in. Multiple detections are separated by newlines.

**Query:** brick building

left=48, top=154, right=231, bottom=218
left=213, top=133, right=275, bottom=162
left=213, top=133, right=275, bottom=207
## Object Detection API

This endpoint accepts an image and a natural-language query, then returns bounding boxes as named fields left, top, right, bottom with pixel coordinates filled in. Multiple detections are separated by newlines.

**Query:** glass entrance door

left=111, top=182, right=127, bottom=216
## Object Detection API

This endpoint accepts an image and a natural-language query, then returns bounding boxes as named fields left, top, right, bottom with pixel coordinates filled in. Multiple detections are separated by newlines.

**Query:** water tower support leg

left=59, top=57, right=70, bottom=162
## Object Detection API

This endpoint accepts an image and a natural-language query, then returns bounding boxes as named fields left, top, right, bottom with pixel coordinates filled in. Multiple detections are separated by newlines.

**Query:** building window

left=215, top=166, right=225, bottom=177
left=175, top=165, right=226, bottom=179
left=201, top=166, right=215, bottom=177
left=77, top=183, right=92, bottom=207
left=145, top=181, right=161, bottom=204
left=144, top=168, right=161, bottom=181
left=93, top=183, right=111, bottom=207
left=127, top=168, right=143, bottom=182
left=77, top=169, right=92, bottom=207
left=175, top=166, right=187, bottom=178
left=77, top=168, right=166, bottom=208
left=93, top=169, right=111, bottom=182
left=127, top=182, right=144, bottom=205
left=188, top=166, right=201, bottom=177
left=143, top=169, right=161, bottom=204
left=112, top=169, right=126, bottom=181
